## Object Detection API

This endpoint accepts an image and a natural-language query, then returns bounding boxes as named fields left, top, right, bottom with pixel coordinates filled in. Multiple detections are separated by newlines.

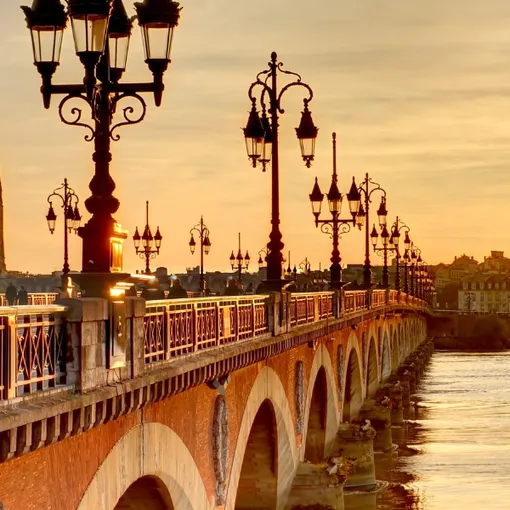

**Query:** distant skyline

left=2, top=0, right=510, bottom=274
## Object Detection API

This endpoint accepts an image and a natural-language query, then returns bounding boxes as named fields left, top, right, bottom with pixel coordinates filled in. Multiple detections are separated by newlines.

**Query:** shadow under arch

left=365, top=336, right=378, bottom=398
left=115, top=476, right=173, bottom=510
left=225, top=366, right=298, bottom=510
left=304, top=367, right=327, bottom=463
left=391, top=330, right=399, bottom=372
left=381, top=332, right=391, bottom=382
left=343, top=348, right=363, bottom=422
left=235, top=399, right=278, bottom=509
left=77, top=422, right=211, bottom=510
left=302, top=343, right=340, bottom=462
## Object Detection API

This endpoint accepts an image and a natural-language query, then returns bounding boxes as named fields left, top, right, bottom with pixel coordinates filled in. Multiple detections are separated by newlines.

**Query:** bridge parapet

left=0, top=305, right=68, bottom=401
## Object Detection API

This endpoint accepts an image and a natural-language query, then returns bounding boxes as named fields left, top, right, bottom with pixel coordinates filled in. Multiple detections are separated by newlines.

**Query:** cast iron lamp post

left=285, top=251, right=297, bottom=281
left=408, top=244, right=421, bottom=296
left=132, top=201, right=162, bottom=274
left=229, top=233, right=250, bottom=285
left=257, top=247, right=267, bottom=270
left=188, top=216, right=211, bottom=294
left=402, top=248, right=410, bottom=296
left=22, top=0, right=181, bottom=296
left=356, top=173, right=387, bottom=288
left=309, top=133, right=361, bottom=289
left=370, top=222, right=393, bottom=288
left=243, top=52, right=318, bottom=291
left=387, top=216, right=411, bottom=291
left=46, top=178, right=82, bottom=289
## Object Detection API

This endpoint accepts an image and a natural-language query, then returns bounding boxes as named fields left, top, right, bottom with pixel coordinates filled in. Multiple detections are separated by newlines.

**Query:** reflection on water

left=346, top=352, right=510, bottom=510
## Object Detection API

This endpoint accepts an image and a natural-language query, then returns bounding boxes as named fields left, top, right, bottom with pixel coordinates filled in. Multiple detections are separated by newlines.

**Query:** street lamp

left=357, top=173, right=387, bottom=288
left=309, top=132, right=361, bottom=289
left=408, top=244, right=421, bottom=297
left=284, top=251, right=297, bottom=281
left=22, top=0, right=181, bottom=296
left=244, top=52, right=318, bottom=291
left=370, top=219, right=394, bottom=288
left=132, top=200, right=162, bottom=274
left=46, top=178, right=82, bottom=289
left=229, top=233, right=250, bottom=284
left=388, top=216, right=411, bottom=291
left=189, top=216, right=211, bottom=294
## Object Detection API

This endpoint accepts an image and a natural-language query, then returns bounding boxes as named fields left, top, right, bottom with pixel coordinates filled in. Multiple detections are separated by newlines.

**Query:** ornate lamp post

left=46, top=178, right=82, bottom=289
left=22, top=0, right=181, bottom=296
left=403, top=249, right=410, bottom=296
left=356, top=173, right=387, bottom=288
left=284, top=251, right=297, bottom=281
left=229, top=233, right=250, bottom=284
left=243, top=52, right=318, bottom=291
left=257, top=247, right=267, bottom=270
left=188, top=216, right=211, bottom=294
left=409, top=244, right=420, bottom=296
left=132, top=201, right=162, bottom=274
left=387, top=216, right=411, bottom=291
left=309, top=132, right=361, bottom=289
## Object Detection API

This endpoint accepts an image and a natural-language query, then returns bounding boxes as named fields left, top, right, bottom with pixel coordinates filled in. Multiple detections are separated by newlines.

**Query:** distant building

left=459, top=274, right=510, bottom=313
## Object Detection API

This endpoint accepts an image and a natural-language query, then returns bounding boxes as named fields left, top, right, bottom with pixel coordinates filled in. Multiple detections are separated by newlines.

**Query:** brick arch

left=302, top=344, right=340, bottom=461
left=225, top=366, right=298, bottom=510
left=342, top=332, right=364, bottom=421
left=365, top=336, right=379, bottom=398
left=381, top=332, right=391, bottom=381
left=77, top=422, right=211, bottom=510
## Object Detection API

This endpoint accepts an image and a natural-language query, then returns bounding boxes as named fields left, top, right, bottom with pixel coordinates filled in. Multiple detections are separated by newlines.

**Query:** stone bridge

left=0, top=289, right=430, bottom=510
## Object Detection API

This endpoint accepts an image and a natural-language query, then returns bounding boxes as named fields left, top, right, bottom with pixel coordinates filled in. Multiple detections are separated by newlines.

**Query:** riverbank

left=432, top=336, right=510, bottom=350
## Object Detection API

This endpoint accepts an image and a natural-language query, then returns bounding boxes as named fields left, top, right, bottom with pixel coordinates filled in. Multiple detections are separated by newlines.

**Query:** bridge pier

left=376, top=383, right=404, bottom=426
left=335, top=423, right=376, bottom=488
left=358, top=401, right=393, bottom=453
left=286, top=462, right=344, bottom=510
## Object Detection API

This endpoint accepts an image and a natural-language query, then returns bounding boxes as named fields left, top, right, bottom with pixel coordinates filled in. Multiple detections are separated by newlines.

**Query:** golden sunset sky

left=2, top=0, right=510, bottom=274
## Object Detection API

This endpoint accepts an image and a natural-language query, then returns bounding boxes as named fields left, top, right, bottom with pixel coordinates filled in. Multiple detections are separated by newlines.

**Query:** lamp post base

left=257, top=278, right=293, bottom=293
left=70, top=272, right=131, bottom=299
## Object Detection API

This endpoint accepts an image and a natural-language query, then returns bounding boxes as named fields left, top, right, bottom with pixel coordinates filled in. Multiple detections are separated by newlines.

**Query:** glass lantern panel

left=299, top=137, right=316, bottom=159
left=71, top=14, right=108, bottom=54
left=245, top=136, right=264, bottom=160
left=142, top=23, right=174, bottom=61
left=109, top=34, right=130, bottom=70
left=31, top=26, right=64, bottom=63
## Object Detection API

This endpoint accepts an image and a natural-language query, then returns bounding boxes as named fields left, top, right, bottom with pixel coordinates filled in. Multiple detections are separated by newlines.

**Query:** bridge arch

left=303, top=344, right=340, bottom=461
left=225, top=366, right=298, bottom=510
left=343, top=333, right=364, bottom=421
left=381, top=332, right=391, bottom=381
left=365, top=336, right=379, bottom=398
left=77, top=422, right=211, bottom=510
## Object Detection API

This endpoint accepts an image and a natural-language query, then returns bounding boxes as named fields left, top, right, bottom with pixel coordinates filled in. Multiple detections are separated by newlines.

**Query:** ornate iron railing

left=0, top=305, right=68, bottom=400
left=0, top=293, right=59, bottom=307
left=288, top=292, right=334, bottom=326
left=143, top=295, right=270, bottom=364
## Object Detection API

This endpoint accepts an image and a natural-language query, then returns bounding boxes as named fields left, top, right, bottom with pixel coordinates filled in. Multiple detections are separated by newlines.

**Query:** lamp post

left=22, top=0, right=181, bottom=296
left=387, top=216, right=411, bottom=291
left=309, top=132, right=361, bottom=289
left=284, top=251, right=297, bottom=281
left=189, top=216, right=211, bottom=294
left=229, top=233, right=250, bottom=285
left=243, top=52, right=318, bottom=291
left=132, top=201, right=162, bottom=274
left=46, top=178, right=82, bottom=290
left=356, top=173, right=387, bottom=288
left=409, top=244, right=420, bottom=296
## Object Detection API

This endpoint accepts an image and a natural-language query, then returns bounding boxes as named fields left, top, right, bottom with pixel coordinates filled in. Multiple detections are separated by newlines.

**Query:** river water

left=346, top=351, right=510, bottom=510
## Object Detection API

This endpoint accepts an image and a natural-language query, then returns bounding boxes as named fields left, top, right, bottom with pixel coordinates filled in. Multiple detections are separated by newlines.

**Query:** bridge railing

left=143, top=295, right=269, bottom=365
left=0, top=293, right=59, bottom=307
left=0, top=305, right=68, bottom=400
left=288, top=292, right=334, bottom=326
